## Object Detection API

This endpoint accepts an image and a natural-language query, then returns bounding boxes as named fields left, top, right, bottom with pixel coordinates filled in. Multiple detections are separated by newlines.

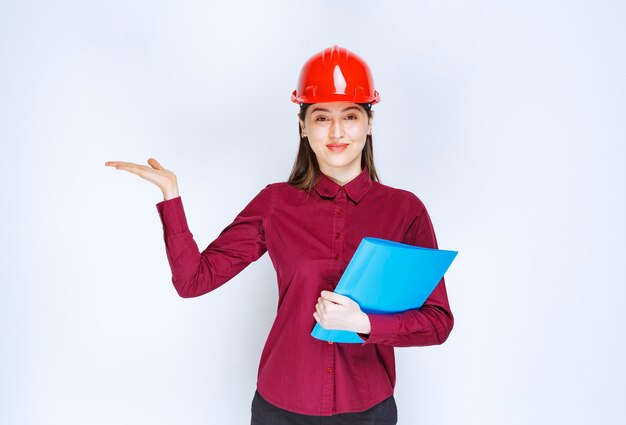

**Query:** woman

left=105, top=45, right=453, bottom=424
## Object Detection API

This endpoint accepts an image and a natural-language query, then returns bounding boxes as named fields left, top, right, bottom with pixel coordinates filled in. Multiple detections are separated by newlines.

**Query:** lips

left=327, top=143, right=349, bottom=152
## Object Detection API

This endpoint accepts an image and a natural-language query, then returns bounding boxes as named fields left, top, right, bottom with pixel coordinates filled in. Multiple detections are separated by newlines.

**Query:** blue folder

left=311, top=237, right=458, bottom=343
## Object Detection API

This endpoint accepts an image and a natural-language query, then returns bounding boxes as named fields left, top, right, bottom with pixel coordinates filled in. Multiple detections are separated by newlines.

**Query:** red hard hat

left=291, top=45, right=380, bottom=105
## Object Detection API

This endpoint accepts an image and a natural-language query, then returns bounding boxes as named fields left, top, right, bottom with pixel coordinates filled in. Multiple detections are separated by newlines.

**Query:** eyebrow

left=310, top=106, right=362, bottom=114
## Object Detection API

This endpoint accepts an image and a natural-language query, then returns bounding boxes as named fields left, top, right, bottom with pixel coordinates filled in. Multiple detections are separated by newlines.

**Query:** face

left=299, top=101, right=373, bottom=178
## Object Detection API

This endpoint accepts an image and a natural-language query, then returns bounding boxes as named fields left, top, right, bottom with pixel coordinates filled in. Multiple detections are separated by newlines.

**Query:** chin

left=322, top=158, right=360, bottom=170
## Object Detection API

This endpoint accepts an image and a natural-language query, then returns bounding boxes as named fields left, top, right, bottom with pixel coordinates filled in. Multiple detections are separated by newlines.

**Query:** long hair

left=287, top=103, right=380, bottom=190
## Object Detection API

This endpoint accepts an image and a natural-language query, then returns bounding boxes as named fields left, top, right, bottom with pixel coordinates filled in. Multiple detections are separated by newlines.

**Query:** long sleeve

left=155, top=184, right=275, bottom=298
left=359, top=193, right=454, bottom=347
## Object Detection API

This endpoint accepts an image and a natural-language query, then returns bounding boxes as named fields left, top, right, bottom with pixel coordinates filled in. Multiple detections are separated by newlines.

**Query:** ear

left=298, top=115, right=306, bottom=137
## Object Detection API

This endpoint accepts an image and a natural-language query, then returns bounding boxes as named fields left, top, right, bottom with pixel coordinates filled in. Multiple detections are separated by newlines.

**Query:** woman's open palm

left=105, top=158, right=179, bottom=198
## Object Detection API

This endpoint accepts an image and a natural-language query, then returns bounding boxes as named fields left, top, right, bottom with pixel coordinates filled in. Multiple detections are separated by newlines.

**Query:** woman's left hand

left=313, top=291, right=371, bottom=334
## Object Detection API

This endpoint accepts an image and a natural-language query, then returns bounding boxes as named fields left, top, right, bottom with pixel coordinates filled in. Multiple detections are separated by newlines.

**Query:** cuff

left=359, top=313, right=401, bottom=345
left=155, top=196, right=190, bottom=236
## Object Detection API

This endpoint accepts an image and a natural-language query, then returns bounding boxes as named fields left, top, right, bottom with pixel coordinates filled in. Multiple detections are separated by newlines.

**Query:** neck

left=320, top=164, right=362, bottom=186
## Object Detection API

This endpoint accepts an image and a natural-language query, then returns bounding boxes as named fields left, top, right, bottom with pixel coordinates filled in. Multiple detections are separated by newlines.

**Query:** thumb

left=321, top=291, right=346, bottom=304
left=147, top=157, right=163, bottom=170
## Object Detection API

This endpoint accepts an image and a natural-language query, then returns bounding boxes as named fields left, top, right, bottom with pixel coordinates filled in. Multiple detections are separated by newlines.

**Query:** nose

left=330, top=119, right=345, bottom=139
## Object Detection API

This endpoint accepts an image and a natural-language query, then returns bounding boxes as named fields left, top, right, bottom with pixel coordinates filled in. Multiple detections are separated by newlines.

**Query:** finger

left=105, top=161, right=138, bottom=170
left=318, top=297, right=331, bottom=310
left=321, top=299, right=337, bottom=312
left=334, top=293, right=355, bottom=307
left=147, top=157, right=163, bottom=170
left=321, top=291, right=344, bottom=304
left=321, top=290, right=335, bottom=299
left=110, top=162, right=151, bottom=178
left=114, top=163, right=141, bottom=173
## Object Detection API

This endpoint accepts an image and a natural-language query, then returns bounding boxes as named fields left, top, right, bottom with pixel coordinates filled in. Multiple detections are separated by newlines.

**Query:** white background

left=1, top=1, right=625, bottom=424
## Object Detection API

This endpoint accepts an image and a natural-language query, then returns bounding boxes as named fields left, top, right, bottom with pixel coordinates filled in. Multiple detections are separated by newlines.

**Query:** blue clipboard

left=311, top=237, right=457, bottom=343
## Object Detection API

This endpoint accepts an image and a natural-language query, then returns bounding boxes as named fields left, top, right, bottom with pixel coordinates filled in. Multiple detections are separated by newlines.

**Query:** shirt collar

left=314, top=166, right=373, bottom=203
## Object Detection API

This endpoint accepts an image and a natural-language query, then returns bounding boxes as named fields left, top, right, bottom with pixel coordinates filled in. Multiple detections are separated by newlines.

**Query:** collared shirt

left=155, top=166, right=454, bottom=416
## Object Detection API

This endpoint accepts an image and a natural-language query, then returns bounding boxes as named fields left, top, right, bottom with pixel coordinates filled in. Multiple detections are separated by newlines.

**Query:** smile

left=327, top=143, right=349, bottom=152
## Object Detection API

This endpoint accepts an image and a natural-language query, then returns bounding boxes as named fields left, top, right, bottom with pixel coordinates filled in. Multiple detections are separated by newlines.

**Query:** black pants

left=250, top=390, right=398, bottom=425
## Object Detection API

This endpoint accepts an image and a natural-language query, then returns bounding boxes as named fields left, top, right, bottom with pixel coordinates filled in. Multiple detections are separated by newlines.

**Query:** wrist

left=162, top=184, right=180, bottom=201
left=357, top=312, right=371, bottom=335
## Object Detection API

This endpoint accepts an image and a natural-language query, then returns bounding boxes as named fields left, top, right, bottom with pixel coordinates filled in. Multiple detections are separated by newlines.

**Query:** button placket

left=320, top=330, right=336, bottom=413
left=320, top=186, right=346, bottom=414
left=330, top=187, right=347, bottom=274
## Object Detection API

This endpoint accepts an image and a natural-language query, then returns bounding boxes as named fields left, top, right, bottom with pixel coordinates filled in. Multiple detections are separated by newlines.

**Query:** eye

left=315, top=116, right=328, bottom=122
left=345, top=114, right=359, bottom=120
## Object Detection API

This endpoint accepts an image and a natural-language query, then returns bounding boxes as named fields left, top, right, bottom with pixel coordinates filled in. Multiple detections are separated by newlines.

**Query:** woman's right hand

left=104, top=158, right=180, bottom=200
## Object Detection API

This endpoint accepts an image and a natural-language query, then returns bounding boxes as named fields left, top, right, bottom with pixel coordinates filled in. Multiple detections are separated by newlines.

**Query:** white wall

left=1, top=1, right=624, bottom=424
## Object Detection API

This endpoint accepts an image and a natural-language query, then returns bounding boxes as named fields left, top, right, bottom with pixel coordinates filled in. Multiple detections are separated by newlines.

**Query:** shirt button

left=327, top=367, right=333, bottom=373
left=333, top=254, right=339, bottom=260
left=335, top=232, right=341, bottom=239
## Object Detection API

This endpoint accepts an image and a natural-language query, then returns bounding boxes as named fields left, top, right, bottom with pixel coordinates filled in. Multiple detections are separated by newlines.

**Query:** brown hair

left=287, top=103, right=380, bottom=190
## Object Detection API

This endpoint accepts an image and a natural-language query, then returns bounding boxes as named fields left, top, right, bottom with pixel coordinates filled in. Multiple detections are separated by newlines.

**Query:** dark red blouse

left=155, top=166, right=453, bottom=416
